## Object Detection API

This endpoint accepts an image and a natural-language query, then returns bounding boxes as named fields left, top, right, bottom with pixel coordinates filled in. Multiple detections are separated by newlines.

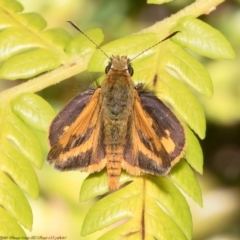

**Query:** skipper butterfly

left=47, top=23, right=185, bottom=190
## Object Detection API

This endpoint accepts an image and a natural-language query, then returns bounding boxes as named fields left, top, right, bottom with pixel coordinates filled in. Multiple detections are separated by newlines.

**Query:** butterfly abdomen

left=106, top=144, right=123, bottom=190
left=103, top=118, right=128, bottom=190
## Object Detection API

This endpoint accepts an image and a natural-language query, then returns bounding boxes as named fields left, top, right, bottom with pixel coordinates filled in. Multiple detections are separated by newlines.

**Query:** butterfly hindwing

left=47, top=88, right=107, bottom=173
left=139, top=91, right=186, bottom=166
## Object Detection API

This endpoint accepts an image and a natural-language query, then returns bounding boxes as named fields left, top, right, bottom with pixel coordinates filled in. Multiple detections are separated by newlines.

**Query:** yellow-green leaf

left=172, top=16, right=235, bottom=60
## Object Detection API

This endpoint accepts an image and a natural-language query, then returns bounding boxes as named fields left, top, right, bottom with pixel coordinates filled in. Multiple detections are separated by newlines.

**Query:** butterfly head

left=105, top=55, right=134, bottom=76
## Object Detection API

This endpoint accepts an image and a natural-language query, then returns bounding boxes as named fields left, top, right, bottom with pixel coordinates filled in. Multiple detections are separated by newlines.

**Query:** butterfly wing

left=122, top=90, right=185, bottom=176
left=139, top=91, right=186, bottom=166
left=49, top=89, right=95, bottom=146
left=47, top=88, right=106, bottom=173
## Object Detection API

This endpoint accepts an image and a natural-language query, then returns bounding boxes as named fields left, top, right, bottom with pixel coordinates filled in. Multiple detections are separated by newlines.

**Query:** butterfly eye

left=105, top=63, right=112, bottom=74
left=128, top=65, right=134, bottom=76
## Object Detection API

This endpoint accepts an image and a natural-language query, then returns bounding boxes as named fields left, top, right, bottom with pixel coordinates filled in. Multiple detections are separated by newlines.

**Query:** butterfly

left=47, top=25, right=186, bottom=190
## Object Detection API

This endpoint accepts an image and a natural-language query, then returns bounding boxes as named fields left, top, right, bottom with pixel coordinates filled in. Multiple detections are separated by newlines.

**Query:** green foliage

left=184, top=125, right=203, bottom=174
left=0, top=0, right=103, bottom=235
left=0, top=93, right=52, bottom=233
left=82, top=175, right=192, bottom=239
left=0, top=206, right=26, bottom=237
left=172, top=16, right=235, bottom=60
left=80, top=161, right=202, bottom=239
left=11, top=93, right=56, bottom=132
left=0, top=0, right=103, bottom=80
left=169, top=160, right=202, bottom=206
left=0, top=0, right=235, bottom=239
left=0, top=172, right=32, bottom=231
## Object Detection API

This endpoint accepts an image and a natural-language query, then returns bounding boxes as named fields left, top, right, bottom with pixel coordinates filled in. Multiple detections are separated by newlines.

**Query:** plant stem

left=0, top=54, right=91, bottom=102
left=139, top=0, right=224, bottom=36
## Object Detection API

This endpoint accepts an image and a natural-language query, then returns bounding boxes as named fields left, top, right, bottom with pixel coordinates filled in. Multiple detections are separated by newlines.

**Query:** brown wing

left=47, top=88, right=106, bottom=173
left=122, top=90, right=172, bottom=176
left=139, top=91, right=186, bottom=166
left=49, top=89, right=95, bottom=146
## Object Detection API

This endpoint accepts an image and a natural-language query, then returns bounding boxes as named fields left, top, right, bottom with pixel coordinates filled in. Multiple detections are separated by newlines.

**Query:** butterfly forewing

left=47, top=88, right=106, bottom=173
left=49, top=89, right=95, bottom=146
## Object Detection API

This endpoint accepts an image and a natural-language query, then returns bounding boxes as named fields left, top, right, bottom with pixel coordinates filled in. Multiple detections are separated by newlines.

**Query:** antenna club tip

left=171, top=31, right=181, bottom=37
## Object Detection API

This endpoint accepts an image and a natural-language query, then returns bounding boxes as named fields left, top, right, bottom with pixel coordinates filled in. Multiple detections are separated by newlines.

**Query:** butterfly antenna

left=67, top=21, right=110, bottom=59
left=130, top=31, right=180, bottom=62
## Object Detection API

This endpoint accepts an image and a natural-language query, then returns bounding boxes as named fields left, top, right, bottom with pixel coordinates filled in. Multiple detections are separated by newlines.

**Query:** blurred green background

left=15, top=0, right=240, bottom=239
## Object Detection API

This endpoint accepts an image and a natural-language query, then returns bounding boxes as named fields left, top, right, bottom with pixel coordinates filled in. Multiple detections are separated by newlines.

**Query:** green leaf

left=11, top=92, right=56, bottom=132
left=0, top=49, right=62, bottom=80
left=80, top=171, right=132, bottom=202
left=0, top=134, right=40, bottom=199
left=160, top=41, right=213, bottom=97
left=0, top=172, right=33, bottom=230
left=19, top=12, right=47, bottom=30
left=0, top=0, right=23, bottom=13
left=171, top=16, right=235, bottom=60
left=0, top=27, right=43, bottom=62
left=0, top=206, right=26, bottom=237
left=184, top=125, right=203, bottom=174
left=148, top=176, right=192, bottom=239
left=2, top=113, right=43, bottom=169
left=169, top=160, right=203, bottom=206
left=81, top=176, right=192, bottom=239
left=42, top=28, right=72, bottom=48
left=65, top=28, right=105, bottom=58
left=155, top=72, right=206, bottom=139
